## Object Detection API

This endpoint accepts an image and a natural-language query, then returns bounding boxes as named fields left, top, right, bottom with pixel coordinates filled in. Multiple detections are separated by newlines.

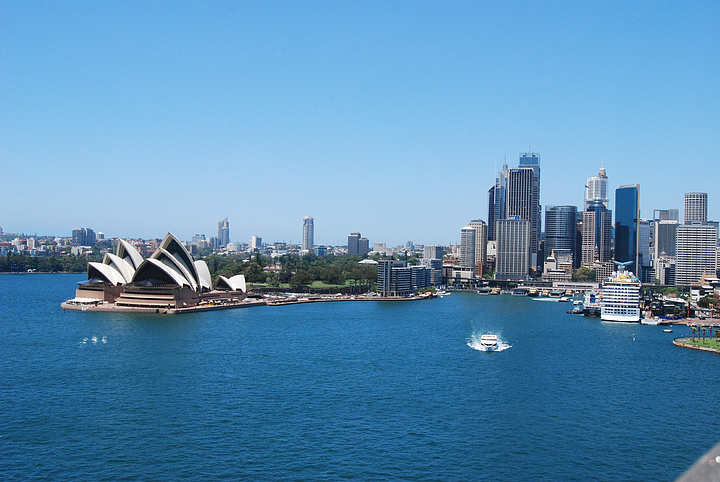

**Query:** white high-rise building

left=469, top=219, right=488, bottom=275
left=460, top=225, right=476, bottom=269
left=676, top=223, right=718, bottom=285
left=495, top=218, right=531, bottom=281
left=585, top=167, right=609, bottom=209
left=250, top=236, right=262, bottom=251
left=302, top=216, right=314, bottom=250
left=684, top=192, right=707, bottom=224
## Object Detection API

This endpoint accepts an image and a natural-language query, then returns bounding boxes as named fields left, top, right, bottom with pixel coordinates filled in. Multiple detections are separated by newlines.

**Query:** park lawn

left=686, top=338, right=720, bottom=348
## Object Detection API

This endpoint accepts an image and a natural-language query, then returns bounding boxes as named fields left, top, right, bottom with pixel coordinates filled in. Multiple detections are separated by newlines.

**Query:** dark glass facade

left=545, top=205, right=578, bottom=259
left=614, top=185, right=640, bottom=275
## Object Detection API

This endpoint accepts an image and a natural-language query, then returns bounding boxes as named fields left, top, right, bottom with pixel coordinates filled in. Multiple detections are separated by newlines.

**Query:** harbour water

left=2, top=274, right=719, bottom=480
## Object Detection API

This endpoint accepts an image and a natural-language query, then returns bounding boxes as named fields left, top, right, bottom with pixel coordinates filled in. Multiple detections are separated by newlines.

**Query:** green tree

left=242, top=262, right=265, bottom=283
left=290, top=271, right=311, bottom=290
left=320, top=266, right=344, bottom=285
left=698, top=294, right=715, bottom=309
left=573, top=267, right=596, bottom=282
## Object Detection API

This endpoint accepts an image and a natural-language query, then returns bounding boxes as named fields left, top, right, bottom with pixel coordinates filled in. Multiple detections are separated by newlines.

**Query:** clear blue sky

left=1, top=1, right=718, bottom=246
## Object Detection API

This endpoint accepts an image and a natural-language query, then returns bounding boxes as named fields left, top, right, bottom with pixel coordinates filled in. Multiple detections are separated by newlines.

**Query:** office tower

left=676, top=223, right=718, bottom=285
left=487, top=163, right=509, bottom=241
left=638, top=219, right=652, bottom=282
left=654, top=220, right=679, bottom=258
left=347, top=232, right=369, bottom=256
left=358, top=237, right=369, bottom=256
left=507, top=166, right=540, bottom=270
left=684, top=192, right=708, bottom=223
left=423, top=245, right=443, bottom=261
left=459, top=225, right=476, bottom=269
left=469, top=220, right=488, bottom=276
left=423, top=245, right=444, bottom=286
left=655, top=254, right=676, bottom=285
left=582, top=201, right=612, bottom=265
left=495, top=218, right=531, bottom=281
left=302, top=216, right=314, bottom=250
left=72, top=227, right=96, bottom=247
left=348, top=232, right=361, bottom=256
left=250, top=236, right=262, bottom=251
left=545, top=205, right=578, bottom=262
left=654, top=209, right=679, bottom=221
left=585, top=167, right=609, bottom=209
left=218, top=217, right=230, bottom=247
left=615, top=185, right=640, bottom=276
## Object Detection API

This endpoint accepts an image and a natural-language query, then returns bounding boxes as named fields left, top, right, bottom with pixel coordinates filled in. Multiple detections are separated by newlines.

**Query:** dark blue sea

left=2, top=274, right=719, bottom=480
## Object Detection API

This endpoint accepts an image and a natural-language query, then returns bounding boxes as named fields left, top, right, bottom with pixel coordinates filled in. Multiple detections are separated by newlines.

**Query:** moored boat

left=600, top=262, right=641, bottom=322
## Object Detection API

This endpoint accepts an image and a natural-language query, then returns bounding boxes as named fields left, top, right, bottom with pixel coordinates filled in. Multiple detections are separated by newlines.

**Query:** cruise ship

left=600, top=261, right=641, bottom=322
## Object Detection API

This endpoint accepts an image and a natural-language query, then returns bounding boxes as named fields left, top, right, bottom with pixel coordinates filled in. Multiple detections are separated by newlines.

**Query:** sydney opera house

left=62, top=233, right=249, bottom=313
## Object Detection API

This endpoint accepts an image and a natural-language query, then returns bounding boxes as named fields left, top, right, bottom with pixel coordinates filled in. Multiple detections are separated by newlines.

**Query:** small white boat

left=663, top=328, right=673, bottom=333
left=480, top=333, right=499, bottom=350
left=641, top=317, right=662, bottom=325
left=558, top=296, right=571, bottom=302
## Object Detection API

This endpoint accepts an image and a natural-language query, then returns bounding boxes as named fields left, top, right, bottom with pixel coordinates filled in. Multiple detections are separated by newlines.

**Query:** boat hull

left=601, top=308, right=641, bottom=322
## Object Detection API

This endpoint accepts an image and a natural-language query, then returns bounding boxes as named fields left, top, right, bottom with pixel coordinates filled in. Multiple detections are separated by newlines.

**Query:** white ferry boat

left=600, top=262, right=641, bottom=322
left=480, top=333, right=499, bottom=350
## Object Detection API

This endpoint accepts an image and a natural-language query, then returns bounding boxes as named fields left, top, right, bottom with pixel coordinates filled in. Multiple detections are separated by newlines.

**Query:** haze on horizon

left=1, top=2, right=718, bottom=247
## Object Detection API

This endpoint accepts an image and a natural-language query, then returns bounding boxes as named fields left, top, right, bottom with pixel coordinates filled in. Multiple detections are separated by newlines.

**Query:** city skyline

left=1, top=3, right=718, bottom=245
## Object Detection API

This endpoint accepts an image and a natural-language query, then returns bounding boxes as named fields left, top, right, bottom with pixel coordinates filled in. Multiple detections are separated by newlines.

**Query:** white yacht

left=600, top=262, right=641, bottom=322
left=480, top=333, right=499, bottom=350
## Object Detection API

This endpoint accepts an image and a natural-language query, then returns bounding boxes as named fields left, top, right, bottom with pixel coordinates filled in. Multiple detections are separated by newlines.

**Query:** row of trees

left=0, top=253, right=98, bottom=273
left=200, top=252, right=377, bottom=290
left=1, top=250, right=379, bottom=291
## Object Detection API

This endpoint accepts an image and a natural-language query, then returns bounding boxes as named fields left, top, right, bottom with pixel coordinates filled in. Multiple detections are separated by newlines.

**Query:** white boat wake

left=467, top=332, right=511, bottom=352
left=79, top=336, right=107, bottom=347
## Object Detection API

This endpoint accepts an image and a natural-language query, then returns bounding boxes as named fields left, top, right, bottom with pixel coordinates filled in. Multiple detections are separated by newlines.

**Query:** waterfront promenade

left=62, top=292, right=434, bottom=314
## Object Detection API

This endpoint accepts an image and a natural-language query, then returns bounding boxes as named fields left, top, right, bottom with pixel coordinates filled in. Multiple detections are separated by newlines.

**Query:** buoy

left=633, top=334, right=636, bottom=341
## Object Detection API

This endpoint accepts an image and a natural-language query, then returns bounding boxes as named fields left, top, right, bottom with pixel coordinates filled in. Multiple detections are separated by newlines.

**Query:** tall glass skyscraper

left=217, top=217, right=230, bottom=248
left=517, top=152, right=540, bottom=270
left=545, top=205, right=577, bottom=260
left=302, top=216, right=314, bottom=250
left=614, top=185, right=640, bottom=276
left=487, top=163, right=508, bottom=241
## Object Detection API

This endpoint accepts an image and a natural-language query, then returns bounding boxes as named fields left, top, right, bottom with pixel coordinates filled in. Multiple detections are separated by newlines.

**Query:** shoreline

left=61, top=293, right=434, bottom=314
left=673, top=337, right=720, bottom=354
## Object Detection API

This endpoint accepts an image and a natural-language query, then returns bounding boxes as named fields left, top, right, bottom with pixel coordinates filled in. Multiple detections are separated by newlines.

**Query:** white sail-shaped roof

left=132, top=258, right=190, bottom=287
left=195, top=261, right=212, bottom=291
left=104, top=253, right=135, bottom=284
left=152, top=248, right=198, bottom=291
left=157, top=233, right=199, bottom=289
left=116, top=239, right=144, bottom=271
left=216, top=274, right=246, bottom=293
left=88, top=262, right=127, bottom=286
